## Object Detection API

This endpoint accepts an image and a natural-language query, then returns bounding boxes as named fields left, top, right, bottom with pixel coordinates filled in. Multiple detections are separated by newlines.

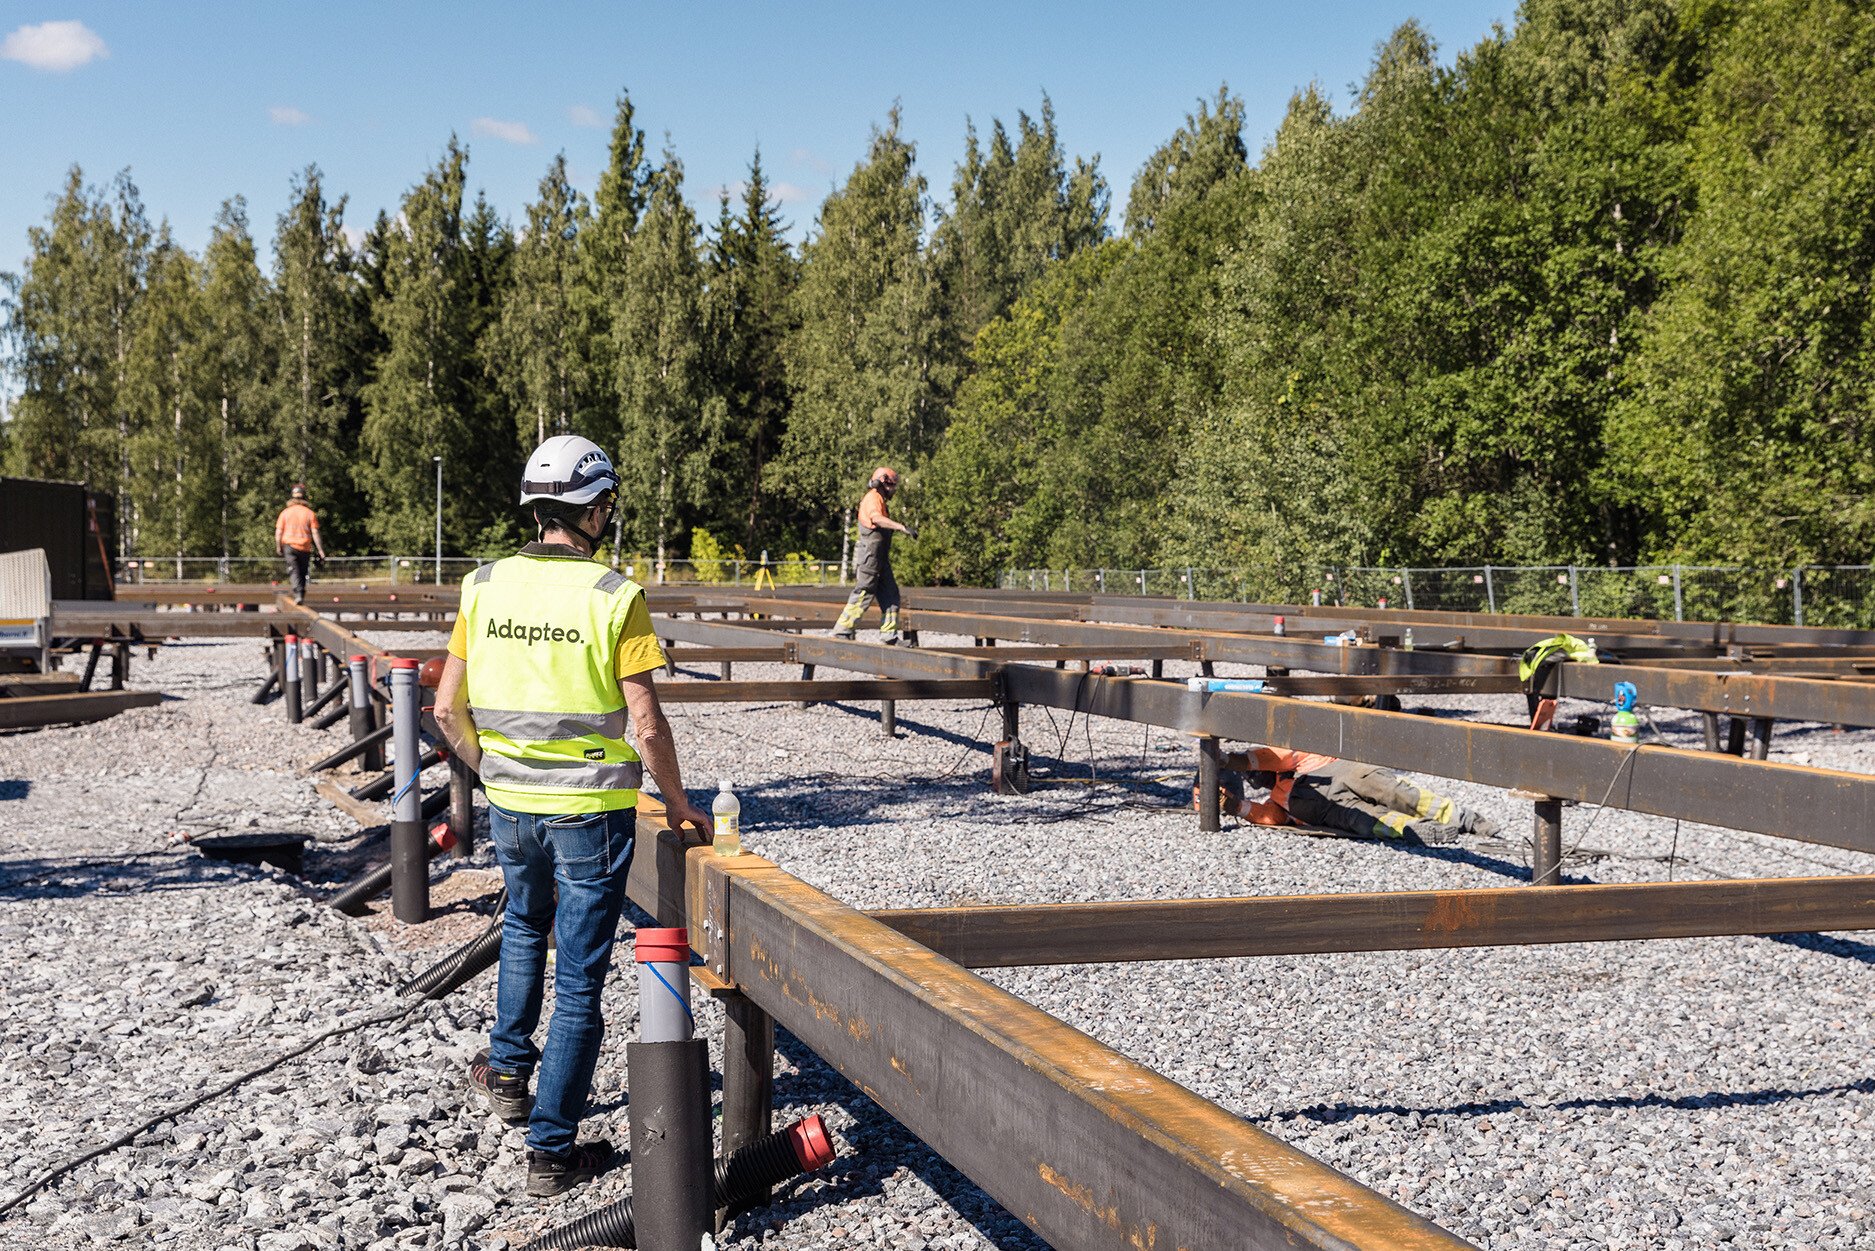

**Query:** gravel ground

left=2, top=632, right=1873, bottom=1250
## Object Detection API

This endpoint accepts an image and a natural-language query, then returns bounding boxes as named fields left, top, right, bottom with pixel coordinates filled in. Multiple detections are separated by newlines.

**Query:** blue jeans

left=486, top=802, right=637, bottom=1156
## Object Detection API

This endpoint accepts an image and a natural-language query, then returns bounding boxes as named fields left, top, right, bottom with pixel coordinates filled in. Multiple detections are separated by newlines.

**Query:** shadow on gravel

left=1268, top=1076, right=1875, bottom=1127
left=731, top=1028, right=1048, bottom=1250
left=0, top=849, right=260, bottom=896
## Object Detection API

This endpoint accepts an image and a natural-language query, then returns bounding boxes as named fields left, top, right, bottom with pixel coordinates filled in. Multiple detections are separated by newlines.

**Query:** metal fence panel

left=1005, top=565, right=1875, bottom=627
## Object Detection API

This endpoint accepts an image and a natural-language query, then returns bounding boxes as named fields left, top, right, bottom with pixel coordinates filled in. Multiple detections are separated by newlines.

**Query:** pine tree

left=611, top=147, right=709, bottom=566
left=125, top=225, right=216, bottom=567
left=359, top=139, right=477, bottom=555
left=200, top=198, right=275, bottom=557
left=492, top=154, right=602, bottom=450
left=930, top=98, right=1109, bottom=349
left=269, top=167, right=367, bottom=554
left=704, top=152, right=800, bottom=550
left=779, top=107, right=943, bottom=561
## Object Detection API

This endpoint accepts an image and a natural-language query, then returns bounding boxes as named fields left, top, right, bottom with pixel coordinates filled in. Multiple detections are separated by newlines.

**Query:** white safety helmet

left=519, top=435, right=620, bottom=506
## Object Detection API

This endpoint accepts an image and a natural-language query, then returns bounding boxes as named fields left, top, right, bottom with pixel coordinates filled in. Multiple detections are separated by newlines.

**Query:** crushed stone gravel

left=1, top=631, right=1872, bottom=1249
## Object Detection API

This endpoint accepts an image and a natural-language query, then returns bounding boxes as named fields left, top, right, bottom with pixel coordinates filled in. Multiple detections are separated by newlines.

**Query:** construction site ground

left=3, top=635, right=1873, bottom=1250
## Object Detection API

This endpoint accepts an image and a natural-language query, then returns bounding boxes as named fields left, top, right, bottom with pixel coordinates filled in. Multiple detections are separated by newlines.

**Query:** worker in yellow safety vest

left=432, top=434, right=713, bottom=1198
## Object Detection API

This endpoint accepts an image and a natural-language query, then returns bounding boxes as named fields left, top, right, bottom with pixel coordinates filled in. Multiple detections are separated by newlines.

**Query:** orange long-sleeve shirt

left=1243, top=746, right=1338, bottom=825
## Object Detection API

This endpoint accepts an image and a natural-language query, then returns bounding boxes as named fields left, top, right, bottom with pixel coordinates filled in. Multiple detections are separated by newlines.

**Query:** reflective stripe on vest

left=470, top=706, right=628, bottom=742
left=477, top=752, right=644, bottom=792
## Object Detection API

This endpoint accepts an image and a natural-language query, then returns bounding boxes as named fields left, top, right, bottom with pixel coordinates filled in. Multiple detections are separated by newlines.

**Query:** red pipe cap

left=633, top=927, right=689, bottom=965
left=390, top=658, right=419, bottom=670
left=786, top=1114, right=835, bottom=1172
left=348, top=654, right=367, bottom=664
left=285, top=633, right=299, bottom=643
left=430, top=822, right=456, bottom=851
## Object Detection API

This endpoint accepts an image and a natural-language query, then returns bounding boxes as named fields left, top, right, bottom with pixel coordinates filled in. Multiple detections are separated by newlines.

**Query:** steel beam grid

left=645, top=615, right=1875, bottom=852
left=869, top=875, right=1875, bottom=966
left=688, top=588, right=1875, bottom=728
left=255, top=595, right=1875, bottom=1250
left=647, top=838, right=1476, bottom=1251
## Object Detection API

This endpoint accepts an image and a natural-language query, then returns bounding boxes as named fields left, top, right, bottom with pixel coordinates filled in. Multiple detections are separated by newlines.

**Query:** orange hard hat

left=417, top=656, right=446, bottom=688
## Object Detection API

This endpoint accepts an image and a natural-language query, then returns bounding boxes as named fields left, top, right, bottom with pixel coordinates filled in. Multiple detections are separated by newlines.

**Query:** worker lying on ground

left=1194, top=747, right=1502, bottom=844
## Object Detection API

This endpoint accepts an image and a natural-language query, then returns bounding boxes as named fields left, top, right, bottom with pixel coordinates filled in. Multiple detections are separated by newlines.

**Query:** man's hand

left=905, top=524, right=920, bottom=539
left=663, top=794, right=714, bottom=838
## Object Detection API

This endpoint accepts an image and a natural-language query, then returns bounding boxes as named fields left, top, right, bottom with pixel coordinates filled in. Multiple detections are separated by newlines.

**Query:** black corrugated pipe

left=350, top=746, right=442, bottom=801
left=310, top=723, right=395, bottom=773
left=301, top=672, right=350, bottom=719
left=328, top=825, right=455, bottom=915
left=398, top=889, right=507, bottom=998
left=521, top=1115, right=837, bottom=1251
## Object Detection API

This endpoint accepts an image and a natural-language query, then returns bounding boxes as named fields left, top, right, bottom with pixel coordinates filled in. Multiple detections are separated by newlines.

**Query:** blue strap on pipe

left=646, top=961, right=695, bottom=1026
left=390, top=771, right=420, bottom=807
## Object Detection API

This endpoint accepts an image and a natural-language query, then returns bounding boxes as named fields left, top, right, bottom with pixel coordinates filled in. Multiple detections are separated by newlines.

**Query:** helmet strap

left=534, top=496, right=613, bottom=555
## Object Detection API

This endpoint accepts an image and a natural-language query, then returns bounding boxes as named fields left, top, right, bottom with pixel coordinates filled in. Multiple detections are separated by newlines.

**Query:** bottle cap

left=718, top=778, right=732, bottom=791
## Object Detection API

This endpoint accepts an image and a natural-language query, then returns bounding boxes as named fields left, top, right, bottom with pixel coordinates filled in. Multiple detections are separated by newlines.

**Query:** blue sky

left=1, top=1, right=1517, bottom=271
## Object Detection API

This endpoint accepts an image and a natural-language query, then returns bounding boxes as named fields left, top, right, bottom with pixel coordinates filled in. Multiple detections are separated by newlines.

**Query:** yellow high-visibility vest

left=460, top=554, right=645, bottom=814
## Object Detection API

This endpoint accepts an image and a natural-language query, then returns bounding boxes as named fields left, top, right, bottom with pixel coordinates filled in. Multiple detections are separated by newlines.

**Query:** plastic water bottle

left=1403, top=627, right=1415, bottom=651
left=712, top=780, right=741, bottom=857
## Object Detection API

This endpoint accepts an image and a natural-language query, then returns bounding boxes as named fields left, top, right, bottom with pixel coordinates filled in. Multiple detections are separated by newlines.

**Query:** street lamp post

left=433, top=456, right=443, bottom=586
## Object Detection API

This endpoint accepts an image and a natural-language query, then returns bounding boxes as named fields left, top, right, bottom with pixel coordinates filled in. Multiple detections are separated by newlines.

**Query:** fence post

left=1672, top=565, right=1684, bottom=622
left=1185, top=567, right=1194, bottom=600
left=1793, top=567, right=1804, bottom=627
left=1138, top=569, right=1147, bottom=596
left=1569, top=566, right=1580, bottom=616
left=1484, top=565, right=1496, bottom=613
left=1401, top=568, right=1414, bottom=610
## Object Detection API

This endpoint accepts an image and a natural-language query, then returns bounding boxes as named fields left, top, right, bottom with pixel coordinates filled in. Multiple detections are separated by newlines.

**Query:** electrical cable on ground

left=0, top=995, right=433, bottom=1219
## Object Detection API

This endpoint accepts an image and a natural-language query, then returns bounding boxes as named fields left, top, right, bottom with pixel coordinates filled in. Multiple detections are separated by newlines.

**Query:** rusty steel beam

left=1001, top=665, right=1875, bottom=852
left=0, top=689, right=162, bottom=729
left=691, top=593, right=1875, bottom=726
left=869, top=876, right=1875, bottom=967
left=674, top=848, right=1474, bottom=1251
left=646, top=618, right=1875, bottom=851
left=656, top=678, right=995, bottom=703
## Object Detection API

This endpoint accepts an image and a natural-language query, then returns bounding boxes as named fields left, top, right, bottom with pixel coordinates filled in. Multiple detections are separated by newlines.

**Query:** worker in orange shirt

left=274, top=484, right=326, bottom=601
left=831, top=467, right=914, bottom=645
left=1195, top=746, right=1501, bottom=844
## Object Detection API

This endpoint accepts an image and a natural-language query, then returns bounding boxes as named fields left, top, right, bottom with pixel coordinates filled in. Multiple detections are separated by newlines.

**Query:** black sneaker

left=469, top=1053, right=532, bottom=1124
left=526, top=1139, right=615, bottom=1197
left=830, top=629, right=856, bottom=641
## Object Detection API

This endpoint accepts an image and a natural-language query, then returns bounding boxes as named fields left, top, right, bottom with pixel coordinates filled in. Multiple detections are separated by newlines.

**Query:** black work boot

left=526, top=1139, right=616, bottom=1197
left=469, top=1053, right=532, bottom=1125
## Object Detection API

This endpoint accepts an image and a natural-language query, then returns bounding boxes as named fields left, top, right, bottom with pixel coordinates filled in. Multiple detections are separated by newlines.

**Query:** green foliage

left=611, top=148, right=710, bottom=560
left=776, top=108, right=944, bottom=521
left=704, top=154, right=801, bottom=550
left=10, top=10, right=1875, bottom=582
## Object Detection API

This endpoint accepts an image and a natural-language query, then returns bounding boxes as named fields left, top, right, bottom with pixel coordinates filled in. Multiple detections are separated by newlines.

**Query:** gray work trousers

left=1286, top=761, right=1469, bottom=842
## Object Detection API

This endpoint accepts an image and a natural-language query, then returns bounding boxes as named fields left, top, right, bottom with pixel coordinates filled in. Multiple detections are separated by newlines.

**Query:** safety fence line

left=1005, top=564, right=1875, bottom=628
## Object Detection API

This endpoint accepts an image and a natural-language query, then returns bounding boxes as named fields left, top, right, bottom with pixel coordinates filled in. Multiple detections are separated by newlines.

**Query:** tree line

left=5, top=0, right=1873, bottom=593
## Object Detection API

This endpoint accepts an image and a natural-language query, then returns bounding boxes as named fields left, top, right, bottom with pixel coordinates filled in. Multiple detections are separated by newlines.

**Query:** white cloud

left=472, top=116, right=538, bottom=145
left=789, top=147, right=831, bottom=174
left=567, top=103, right=603, bottom=129
left=1, top=19, right=108, bottom=72
left=340, top=224, right=369, bottom=251
left=269, top=105, right=310, bottom=126
left=720, top=180, right=815, bottom=207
